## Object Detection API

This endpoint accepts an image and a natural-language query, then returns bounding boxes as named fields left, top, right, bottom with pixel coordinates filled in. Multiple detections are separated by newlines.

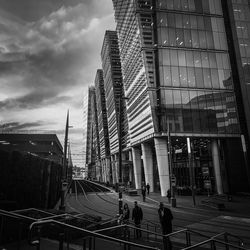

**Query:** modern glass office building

left=112, top=0, right=249, bottom=195
left=101, top=31, right=131, bottom=184
left=85, top=86, right=100, bottom=179
left=94, top=70, right=111, bottom=182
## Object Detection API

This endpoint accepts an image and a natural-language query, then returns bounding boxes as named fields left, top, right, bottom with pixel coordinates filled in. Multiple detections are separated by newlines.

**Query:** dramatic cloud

left=0, top=121, right=45, bottom=130
left=0, top=0, right=116, bottom=166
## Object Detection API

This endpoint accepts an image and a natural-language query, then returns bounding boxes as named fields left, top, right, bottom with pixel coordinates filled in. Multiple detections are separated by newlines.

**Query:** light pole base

left=171, top=197, right=176, bottom=208
left=59, top=205, right=65, bottom=211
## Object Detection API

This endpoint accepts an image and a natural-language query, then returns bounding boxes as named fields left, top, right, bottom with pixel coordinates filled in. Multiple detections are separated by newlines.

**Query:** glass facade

left=232, top=0, right=250, bottom=68
left=157, top=0, right=240, bottom=135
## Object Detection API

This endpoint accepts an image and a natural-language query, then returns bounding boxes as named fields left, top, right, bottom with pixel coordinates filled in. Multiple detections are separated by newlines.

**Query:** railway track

left=68, top=179, right=214, bottom=231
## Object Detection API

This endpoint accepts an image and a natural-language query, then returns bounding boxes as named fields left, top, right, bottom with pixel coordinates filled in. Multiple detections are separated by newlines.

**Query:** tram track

left=82, top=180, right=215, bottom=228
left=68, top=180, right=214, bottom=230
left=74, top=180, right=115, bottom=219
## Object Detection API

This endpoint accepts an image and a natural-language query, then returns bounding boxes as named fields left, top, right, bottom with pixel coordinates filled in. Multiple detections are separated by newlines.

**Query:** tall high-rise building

left=94, top=69, right=111, bottom=182
left=101, top=30, right=131, bottom=184
left=85, top=86, right=100, bottom=179
left=112, top=0, right=250, bottom=195
left=223, top=0, right=250, bottom=188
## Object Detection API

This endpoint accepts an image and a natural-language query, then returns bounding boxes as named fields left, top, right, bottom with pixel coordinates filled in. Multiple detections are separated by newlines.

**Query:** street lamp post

left=118, top=95, right=123, bottom=215
left=167, top=122, right=176, bottom=207
left=187, top=137, right=196, bottom=206
left=59, top=111, right=69, bottom=211
left=168, top=131, right=176, bottom=207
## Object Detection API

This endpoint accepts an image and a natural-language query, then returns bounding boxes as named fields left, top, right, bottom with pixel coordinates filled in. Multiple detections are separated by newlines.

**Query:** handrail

left=0, top=209, right=100, bottom=226
left=12, top=208, right=55, bottom=216
left=0, top=209, right=37, bottom=222
left=0, top=211, right=24, bottom=221
left=163, top=227, right=210, bottom=239
left=94, top=224, right=126, bottom=233
left=212, top=232, right=244, bottom=246
left=94, top=223, right=212, bottom=241
left=29, top=219, right=160, bottom=250
left=181, top=238, right=248, bottom=250
left=144, top=219, right=160, bottom=227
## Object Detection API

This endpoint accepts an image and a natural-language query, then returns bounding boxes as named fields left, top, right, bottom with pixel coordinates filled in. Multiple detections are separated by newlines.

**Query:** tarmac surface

left=63, top=180, right=250, bottom=248
left=3, top=180, right=250, bottom=250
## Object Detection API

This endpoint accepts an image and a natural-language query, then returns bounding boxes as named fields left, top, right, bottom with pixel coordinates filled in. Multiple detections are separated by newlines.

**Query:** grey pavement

left=41, top=181, right=250, bottom=249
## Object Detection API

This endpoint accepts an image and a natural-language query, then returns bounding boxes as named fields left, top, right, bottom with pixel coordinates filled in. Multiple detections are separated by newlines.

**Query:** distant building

left=94, top=69, right=111, bottom=182
left=85, top=86, right=100, bottom=180
left=0, top=133, right=63, bottom=164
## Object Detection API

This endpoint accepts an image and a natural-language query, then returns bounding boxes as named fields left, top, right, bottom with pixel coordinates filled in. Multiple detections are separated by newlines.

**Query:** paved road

left=64, top=180, right=250, bottom=248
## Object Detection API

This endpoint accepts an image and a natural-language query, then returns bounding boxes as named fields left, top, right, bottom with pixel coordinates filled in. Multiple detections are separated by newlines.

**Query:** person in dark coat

left=158, top=202, right=173, bottom=250
left=132, top=201, right=143, bottom=238
left=167, top=189, right=171, bottom=204
left=142, top=185, right=146, bottom=202
left=146, top=183, right=150, bottom=195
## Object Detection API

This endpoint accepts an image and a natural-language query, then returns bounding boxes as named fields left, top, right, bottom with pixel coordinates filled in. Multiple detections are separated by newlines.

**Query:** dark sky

left=0, top=0, right=116, bottom=167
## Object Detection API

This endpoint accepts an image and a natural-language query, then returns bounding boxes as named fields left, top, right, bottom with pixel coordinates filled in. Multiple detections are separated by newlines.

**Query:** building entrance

left=171, top=137, right=216, bottom=195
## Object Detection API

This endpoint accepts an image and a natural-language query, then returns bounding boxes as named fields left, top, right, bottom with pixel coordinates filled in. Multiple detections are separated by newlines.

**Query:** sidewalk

left=122, top=190, right=250, bottom=218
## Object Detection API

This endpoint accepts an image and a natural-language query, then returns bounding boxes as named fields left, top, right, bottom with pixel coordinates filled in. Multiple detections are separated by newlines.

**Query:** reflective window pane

left=187, top=67, right=196, bottom=87
left=180, top=67, right=188, bottom=87
left=163, top=49, right=171, bottom=65
left=186, top=51, right=194, bottom=67
left=178, top=50, right=186, bottom=66
left=195, top=68, right=204, bottom=88
left=163, top=66, right=172, bottom=86
left=171, top=66, right=180, bottom=86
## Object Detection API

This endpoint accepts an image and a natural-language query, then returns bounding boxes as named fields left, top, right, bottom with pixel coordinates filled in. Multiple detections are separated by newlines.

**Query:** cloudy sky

left=0, top=0, right=116, bottom=167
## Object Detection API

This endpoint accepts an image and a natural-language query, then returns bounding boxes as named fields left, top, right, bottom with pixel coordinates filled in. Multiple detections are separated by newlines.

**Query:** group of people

left=118, top=200, right=173, bottom=243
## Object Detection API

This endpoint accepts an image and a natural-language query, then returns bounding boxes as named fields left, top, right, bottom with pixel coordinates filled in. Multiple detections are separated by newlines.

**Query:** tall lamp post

left=118, top=94, right=129, bottom=215
left=167, top=123, right=176, bottom=207
left=118, top=95, right=123, bottom=215
left=187, top=137, right=196, bottom=206
left=59, top=110, right=70, bottom=211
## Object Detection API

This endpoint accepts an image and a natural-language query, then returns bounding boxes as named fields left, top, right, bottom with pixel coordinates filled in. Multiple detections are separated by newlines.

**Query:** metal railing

left=29, top=219, right=160, bottom=250
left=212, top=232, right=244, bottom=248
left=181, top=238, right=248, bottom=250
left=1, top=208, right=248, bottom=250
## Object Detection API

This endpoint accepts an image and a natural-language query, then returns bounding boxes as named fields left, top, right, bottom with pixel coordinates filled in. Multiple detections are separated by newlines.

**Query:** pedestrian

left=158, top=202, right=173, bottom=250
left=122, top=203, right=130, bottom=224
left=122, top=203, right=130, bottom=239
left=142, top=185, right=146, bottom=202
left=167, top=189, right=171, bottom=204
left=146, top=183, right=150, bottom=195
left=132, top=201, right=143, bottom=238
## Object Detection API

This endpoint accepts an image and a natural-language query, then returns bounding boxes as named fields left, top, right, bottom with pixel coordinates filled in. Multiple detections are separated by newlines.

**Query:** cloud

left=0, top=2, right=115, bottom=112
left=0, top=0, right=116, bottom=167
left=0, top=121, right=45, bottom=130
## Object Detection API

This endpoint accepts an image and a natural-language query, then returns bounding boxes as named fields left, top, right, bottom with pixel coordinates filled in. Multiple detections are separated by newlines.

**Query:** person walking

left=158, top=202, right=173, bottom=250
left=146, top=183, right=150, bottom=195
left=122, top=203, right=130, bottom=224
left=167, top=189, right=171, bottom=204
left=132, top=201, right=143, bottom=238
left=122, top=203, right=130, bottom=239
left=142, top=185, right=146, bottom=202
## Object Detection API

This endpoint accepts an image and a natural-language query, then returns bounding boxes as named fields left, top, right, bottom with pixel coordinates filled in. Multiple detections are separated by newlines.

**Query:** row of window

left=158, top=13, right=225, bottom=33
left=233, top=2, right=250, bottom=21
left=158, top=27, right=228, bottom=50
left=236, top=21, right=250, bottom=39
left=160, top=89, right=240, bottom=134
left=159, top=49, right=230, bottom=70
left=233, top=2, right=250, bottom=81
left=157, top=0, right=222, bottom=15
left=159, top=66, right=232, bottom=89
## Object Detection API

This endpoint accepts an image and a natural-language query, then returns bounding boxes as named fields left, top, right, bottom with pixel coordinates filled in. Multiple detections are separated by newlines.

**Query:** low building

left=0, top=133, right=63, bottom=164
